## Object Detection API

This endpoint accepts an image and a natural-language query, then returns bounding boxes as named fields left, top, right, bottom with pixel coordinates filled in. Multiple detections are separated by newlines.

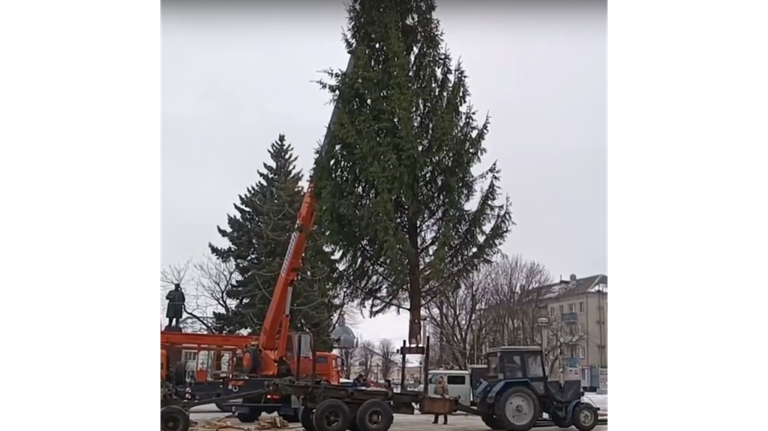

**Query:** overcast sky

left=162, top=0, right=606, bottom=343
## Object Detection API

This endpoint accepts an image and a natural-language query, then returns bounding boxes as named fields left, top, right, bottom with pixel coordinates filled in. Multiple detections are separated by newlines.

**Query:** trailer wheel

left=212, top=394, right=230, bottom=413
left=355, top=400, right=393, bottom=431
left=300, top=407, right=315, bottom=431
left=161, top=405, right=190, bottom=431
left=494, top=386, right=540, bottom=431
left=550, top=411, right=573, bottom=428
left=480, top=414, right=505, bottom=430
left=237, top=410, right=258, bottom=423
left=173, top=361, right=187, bottom=385
left=572, top=404, right=598, bottom=431
left=312, top=399, right=352, bottom=431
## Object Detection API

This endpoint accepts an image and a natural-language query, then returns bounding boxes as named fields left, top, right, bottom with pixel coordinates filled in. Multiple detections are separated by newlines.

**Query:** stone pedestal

left=164, top=325, right=183, bottom=333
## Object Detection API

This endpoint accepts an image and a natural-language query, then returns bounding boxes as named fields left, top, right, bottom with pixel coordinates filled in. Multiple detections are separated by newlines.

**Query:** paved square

left=189, top=410, right=608, bottom=431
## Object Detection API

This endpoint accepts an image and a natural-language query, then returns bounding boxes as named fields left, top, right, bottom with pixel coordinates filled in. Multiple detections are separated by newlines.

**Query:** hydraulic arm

left=257, top=52, right=358, bottom=375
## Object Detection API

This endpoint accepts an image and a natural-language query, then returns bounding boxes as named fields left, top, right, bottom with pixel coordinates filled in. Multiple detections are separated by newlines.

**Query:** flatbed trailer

left=273, top=379, right=457, bottom=431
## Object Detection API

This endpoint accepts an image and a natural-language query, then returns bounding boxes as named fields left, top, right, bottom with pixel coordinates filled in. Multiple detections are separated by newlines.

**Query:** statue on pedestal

left=165, top=283, right=185, bottom=330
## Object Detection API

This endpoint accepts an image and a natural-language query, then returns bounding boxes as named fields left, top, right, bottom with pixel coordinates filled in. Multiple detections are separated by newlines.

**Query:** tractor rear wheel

left=480, top=414, right=505, bottom=430
left=161, top=405, right=190, bottom=431
left=494, top=386, right=540, bottom=431
left=572, top=403, right=598, bottom=431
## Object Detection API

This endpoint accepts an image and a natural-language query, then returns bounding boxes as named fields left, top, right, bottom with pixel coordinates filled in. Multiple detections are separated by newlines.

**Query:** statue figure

left=165, top=283, right=185, bottom=328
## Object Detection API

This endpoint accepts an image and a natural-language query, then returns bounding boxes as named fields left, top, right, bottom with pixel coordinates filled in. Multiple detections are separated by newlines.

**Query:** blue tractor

left=473, top=346, right=599, bottom=431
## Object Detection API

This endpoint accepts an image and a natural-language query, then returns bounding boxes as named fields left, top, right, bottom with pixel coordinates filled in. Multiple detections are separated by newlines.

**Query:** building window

left=559, top=305, right=564, bottom=314
left=578, top=324, right=584, bottom=335
left=568, top=303, right=575, bottom=313
left=578, top=346, right=585, bottom=359
left=579, top=302, right=584, bottom=314
left=550, top=307, right=555, bottom=316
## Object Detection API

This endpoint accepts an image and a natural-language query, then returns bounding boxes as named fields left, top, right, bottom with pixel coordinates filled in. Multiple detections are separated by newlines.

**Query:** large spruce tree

left=210, top=134, right=340, bottom=350
left=313, top=0, right=513, bottom=344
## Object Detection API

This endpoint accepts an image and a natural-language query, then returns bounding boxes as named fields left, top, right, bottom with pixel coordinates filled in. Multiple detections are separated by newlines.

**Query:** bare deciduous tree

left=340, top=346, right=358, bottom=379
left=539, top=317, right=587, bottom=377
left=424, top=254, right=553, bottom=369
left=357, top=339, right=376, bottom=379
left=483, top=255, right=553, bottom=347
left=426, top=267, right=494, bottom=369
left=161, top=254, right=242, bottom=333
left=160, top=259, right=212, bottom=332
left=376, top=339, right=398, bottom=381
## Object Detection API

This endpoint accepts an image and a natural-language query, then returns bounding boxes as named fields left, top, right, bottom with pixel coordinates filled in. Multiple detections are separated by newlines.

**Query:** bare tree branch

left=357, top=340, right=376, bottom=379
left=376, top=339, right=398, bottom=381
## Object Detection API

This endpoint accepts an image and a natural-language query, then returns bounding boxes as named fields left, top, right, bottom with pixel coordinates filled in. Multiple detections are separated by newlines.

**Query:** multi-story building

left=538, top=274, right=607, bottom=391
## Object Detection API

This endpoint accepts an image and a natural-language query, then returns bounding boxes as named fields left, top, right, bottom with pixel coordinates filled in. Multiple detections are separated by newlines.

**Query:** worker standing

left=432, top=376, right=449, bottom=425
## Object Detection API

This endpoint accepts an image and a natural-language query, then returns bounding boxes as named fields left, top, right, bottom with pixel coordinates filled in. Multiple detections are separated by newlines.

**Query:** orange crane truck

left=162, top=48, right=442, bottom=431
left=204, top=51, right=363, bottom=427
left=161, top=331, right=340, bottom=412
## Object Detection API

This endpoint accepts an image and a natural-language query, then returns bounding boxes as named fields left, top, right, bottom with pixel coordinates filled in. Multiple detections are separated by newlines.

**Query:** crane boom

left=258, top=52, right=358, bottom=361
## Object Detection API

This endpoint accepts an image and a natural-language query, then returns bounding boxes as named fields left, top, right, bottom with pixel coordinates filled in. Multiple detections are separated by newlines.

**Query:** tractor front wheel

left=494, top=386, right=540, bottom=431
left=573, top=403, right=598, bottom=431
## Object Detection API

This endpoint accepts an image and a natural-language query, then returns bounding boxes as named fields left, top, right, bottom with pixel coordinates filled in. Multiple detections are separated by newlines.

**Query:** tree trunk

left=407, top=219, right=422, bottom=346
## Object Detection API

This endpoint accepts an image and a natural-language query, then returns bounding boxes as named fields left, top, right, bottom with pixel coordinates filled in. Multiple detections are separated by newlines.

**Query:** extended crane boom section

left=258, top=53, right=358, bottom=367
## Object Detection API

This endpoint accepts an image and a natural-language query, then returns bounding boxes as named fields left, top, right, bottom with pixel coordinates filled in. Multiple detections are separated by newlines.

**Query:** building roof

left=538, top=274, right=608, bottom=301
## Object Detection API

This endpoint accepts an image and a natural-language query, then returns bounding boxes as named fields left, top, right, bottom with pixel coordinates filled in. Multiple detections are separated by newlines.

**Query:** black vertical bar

left=400, top=340, right=407, bottom=390
left=295, top=334, right=301, bottom=380
left=311, top=334, right=317, bottom=386
left=422, top=336, right=430, bottom=397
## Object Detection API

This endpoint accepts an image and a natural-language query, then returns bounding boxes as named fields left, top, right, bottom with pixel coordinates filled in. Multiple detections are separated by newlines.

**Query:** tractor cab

left=484, top=346, right=547, bottom=383
left=474, top=346, right=597, bottom=431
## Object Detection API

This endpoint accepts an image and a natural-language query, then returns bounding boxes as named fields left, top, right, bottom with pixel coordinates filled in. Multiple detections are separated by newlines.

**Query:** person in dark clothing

left=352, top=373, right=365, bottom=388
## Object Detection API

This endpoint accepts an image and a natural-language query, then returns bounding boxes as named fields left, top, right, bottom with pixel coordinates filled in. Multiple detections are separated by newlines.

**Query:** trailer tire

left=572, top=403, right=598, bottom=431
left=237, top=410, right=258, bottom=423
left=161, top=405, right=190, bottom=431
left=212, top=394, right=229, bottom=412
left=494, top=386, right=540, bottom=431
left=480, top=414, right=505, bottom=430
left=173, top=361, right=187, bottom=385
left=313, top=399, right=352, bottom=431
left=283, top=411, right=300, bottom=423
left=300, top=407, right=315, bottom=431
left=355, top=400, right=393, bottom=431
